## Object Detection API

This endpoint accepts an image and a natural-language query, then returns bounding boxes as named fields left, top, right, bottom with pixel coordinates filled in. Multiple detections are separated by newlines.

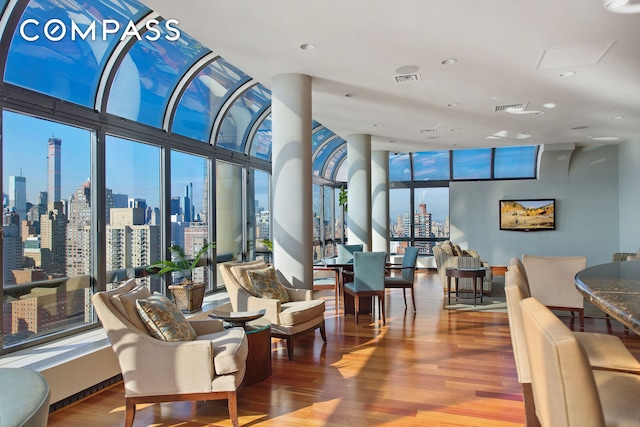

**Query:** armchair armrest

left=285, top=287, right=313, bottom=301
left=189, top=318, right=224, bottom=336
left=246, top=295, right=281, bottom=324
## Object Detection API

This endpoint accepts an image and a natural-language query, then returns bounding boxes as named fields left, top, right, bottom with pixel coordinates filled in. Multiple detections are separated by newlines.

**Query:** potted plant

left=147, top=242, right=215, bottom=313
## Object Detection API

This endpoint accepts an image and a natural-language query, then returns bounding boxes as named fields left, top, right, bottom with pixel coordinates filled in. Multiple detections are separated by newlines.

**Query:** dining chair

left=520, top=297, right=640, bottom=427
left=343, top=251, right=387, bottom=325
left=384, top=246, right=419, bottom=311
left=336, top=243, right=363, bottom=261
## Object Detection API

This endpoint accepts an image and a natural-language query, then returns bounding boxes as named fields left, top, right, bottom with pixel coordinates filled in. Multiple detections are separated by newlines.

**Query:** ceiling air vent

left=494, top=102, right=529, bottom=113
left=420, top=128, right=438, bottom=134
left=393, top=73, right=422, bottom=84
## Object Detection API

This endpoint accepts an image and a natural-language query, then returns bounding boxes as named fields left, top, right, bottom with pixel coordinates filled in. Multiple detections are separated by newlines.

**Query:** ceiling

left=144, top=0, right=640, bottom=153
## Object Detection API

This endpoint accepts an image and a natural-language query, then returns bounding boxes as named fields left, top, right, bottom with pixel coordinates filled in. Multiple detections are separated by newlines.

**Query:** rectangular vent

left=495, top=103, right=528, bottom=112
left=393, top=73, right=422, bottom=84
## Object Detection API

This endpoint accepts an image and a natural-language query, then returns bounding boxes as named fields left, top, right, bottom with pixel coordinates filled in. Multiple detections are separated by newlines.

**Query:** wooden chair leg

left=319, top=320, right=327, bottom=342
left=579, top=308, right=585, bottom=330
left=228, top=391, right=239, bottom=427
left=125, top=398, right=136, bottom=427
left=410, top=287, right=416, bottom=312
left=354, top=295, right=360, bottom=324
left=402, top=288, right=407, bottom=308
left=381, top=294, right=386, bottom=325
left=522, top=383, right=541, bottom=427
left=286, top=336, right=294, bottom=361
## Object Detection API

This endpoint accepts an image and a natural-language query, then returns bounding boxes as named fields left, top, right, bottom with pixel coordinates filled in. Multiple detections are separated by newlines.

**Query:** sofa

left=433, top=240, right=493, bottom=295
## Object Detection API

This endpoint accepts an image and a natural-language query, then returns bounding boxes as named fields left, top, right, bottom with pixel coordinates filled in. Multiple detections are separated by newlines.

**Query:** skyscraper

left=8, top=175, right=26, bottom=225
left=67, top=180, right=91, bottom=276
left=183, top=183, right=193, bottom=223
left=48, top=137, right=62, bottom=203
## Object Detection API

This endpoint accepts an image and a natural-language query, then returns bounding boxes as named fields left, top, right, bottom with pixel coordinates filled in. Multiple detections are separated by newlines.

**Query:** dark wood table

left=444, top=267, right=486, bottom=308
left=575, top=261, right=640, bottom=334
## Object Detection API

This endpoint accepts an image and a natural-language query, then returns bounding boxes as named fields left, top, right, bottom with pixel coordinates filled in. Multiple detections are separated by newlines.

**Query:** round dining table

left=575, top=261, right=640, bottom=334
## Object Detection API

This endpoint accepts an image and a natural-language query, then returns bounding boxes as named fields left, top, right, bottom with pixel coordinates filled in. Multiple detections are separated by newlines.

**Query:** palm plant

left=147, top=242, right=216, bottom=283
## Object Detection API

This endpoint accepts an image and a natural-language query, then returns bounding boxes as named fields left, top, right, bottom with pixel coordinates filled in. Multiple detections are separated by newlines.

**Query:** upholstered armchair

left=433, top=240, right=492, bottom=295
left=92, top=279, right=248, bottom=427
left=219, top=260, right=326, bottom=360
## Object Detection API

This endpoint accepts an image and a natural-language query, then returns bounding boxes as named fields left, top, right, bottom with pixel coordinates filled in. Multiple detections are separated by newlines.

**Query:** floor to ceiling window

left=105, top=136, right=161, bottom=292
left=2, top=111, right=94, bottom=349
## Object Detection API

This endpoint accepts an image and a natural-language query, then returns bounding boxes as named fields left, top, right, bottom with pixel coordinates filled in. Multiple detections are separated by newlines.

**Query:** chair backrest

left=519, top=297, right=605, bottom=427
left=353, top=251, right=387, bottom=292
left=400, top=246, right=419, bottom=282
left=521, top=254, right=586, bottom=308
left=505, top=261, right=533, bottom=384
left=337, top=244, right=363, bottom=261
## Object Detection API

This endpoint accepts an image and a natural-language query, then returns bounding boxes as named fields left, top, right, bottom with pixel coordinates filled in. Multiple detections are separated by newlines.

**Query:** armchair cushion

left=136, top=294, right=197, bottom=341
left=247, top=266, right=290, bottom=303
left=279, top=299, right=325, bottom=326
left=230, top=260, right=268, bottom=296
left=110, top=280, right=151, bottom=333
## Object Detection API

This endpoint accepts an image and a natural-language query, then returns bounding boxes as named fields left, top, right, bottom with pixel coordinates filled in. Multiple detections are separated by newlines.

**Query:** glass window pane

left=323, top=186, right=335, bottom=257
left=389, top=153, right=411, bottom=182
left=452, top=148, right=492, bottom=180
left=108, top=29, right=208, bottom=127
left=216, top=84, right=271, bottom=153
left=389, top=188, right=410, bottom=254
left=173, top=58, right=251, bottom=142
left=313, top=136, right=344, bottom=178
left=312, top=184, right=322, bottom=260
left=2, top=111, right=93, bottom=348
left=335, top=188, right=345, bottom=244
left=312, top=127, right=335, bottom=151
left=216, top=161, right=243, bottom=262
left=170, top=151, right=212, bottom=290
left=494, top=146, right=538, bottom=179
left=412, top=151, right=450, bottom=181
left=249, top=114, right=272, bottom=160
left=253, top=169, right=271, bottom=262
left=105, top=136, right=161, bottom=292
left=5, top=0, right=149, bottom=107
left=414, top=188, right=449, bottom=255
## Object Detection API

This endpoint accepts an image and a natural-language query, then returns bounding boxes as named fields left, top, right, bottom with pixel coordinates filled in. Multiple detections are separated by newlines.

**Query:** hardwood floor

left=47, top=271, right=640, bottom=427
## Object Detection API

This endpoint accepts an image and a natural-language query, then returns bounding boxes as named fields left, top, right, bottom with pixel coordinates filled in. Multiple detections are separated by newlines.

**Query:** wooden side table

left=241, top=318, right=272, bottom=386
left=444, top=267, right=486, bottom=308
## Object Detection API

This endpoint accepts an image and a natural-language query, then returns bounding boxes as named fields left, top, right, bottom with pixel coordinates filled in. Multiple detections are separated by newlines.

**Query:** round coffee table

left=444, top=267, right=486, bottom=308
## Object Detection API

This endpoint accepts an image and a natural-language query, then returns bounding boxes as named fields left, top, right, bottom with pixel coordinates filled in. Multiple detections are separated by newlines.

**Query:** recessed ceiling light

left=612, top=116, right=624, bottom=120
left=394, top=65, right=420, bottom=74
left=450, top=128, right=460, bottom=132
left=593, top=136, right=620, bottom=141
left=344, top=93, right=356, bottom=98
left=299, top=43, right=316, bottom=50
left=543, top=103, right=557, bottom=109
left=447, top=103, right=459, bottom=108
left=560, top=71, right=576, bottom=77
left=441, top=58, right=458, bottom=65
left=604, top=0, right=630, bottom=8
left=373, top=123, right=382, bottom=127
left=389, top=140, right=396, bottom=143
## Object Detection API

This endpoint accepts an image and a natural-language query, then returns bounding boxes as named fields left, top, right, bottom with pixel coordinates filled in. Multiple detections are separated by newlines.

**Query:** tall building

left=40, top=201, right=67, bottom=275
left=183, top=183, right=193, bottom=223
left=48, top=137, right=62, bottom=203
left=2, top=210, right=22, bottom=284
left=8, top=175, right=26, bottom=225
left=67, top=181, right=92, bottom=276
left=107, top=207, right=160, bottom=291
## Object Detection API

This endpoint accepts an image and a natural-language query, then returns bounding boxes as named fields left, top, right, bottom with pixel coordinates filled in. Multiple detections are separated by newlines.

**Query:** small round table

left=444, top=267, right=486, bottom=308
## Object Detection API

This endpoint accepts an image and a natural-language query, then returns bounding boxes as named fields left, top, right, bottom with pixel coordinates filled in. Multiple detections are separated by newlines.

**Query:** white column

left=271, top=73, right=313, bottom=289
left=371, top=150, right=389, bottom=255
left=346, top=134, right=372, bottom=251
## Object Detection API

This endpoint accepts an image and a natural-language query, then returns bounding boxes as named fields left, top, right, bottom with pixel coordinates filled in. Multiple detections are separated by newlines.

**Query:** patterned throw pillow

left=247, top=267, right=290, bottom=303
left=135, top=294, right=197, bottom=341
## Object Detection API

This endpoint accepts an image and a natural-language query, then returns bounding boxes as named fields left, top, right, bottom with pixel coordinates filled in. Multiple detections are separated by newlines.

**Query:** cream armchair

left=433, top=240, right=493, bottom=295
left=219, top=260, right=326, bottom=360
left=92, top=279, right=248, bottom=427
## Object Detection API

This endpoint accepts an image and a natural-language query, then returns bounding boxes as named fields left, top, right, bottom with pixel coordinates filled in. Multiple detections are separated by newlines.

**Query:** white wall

left=618, top=141, right=640, bottom=251
left=450, top=144, right=620, bottom=267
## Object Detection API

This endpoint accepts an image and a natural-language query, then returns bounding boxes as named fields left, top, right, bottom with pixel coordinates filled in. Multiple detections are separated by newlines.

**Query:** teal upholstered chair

left=336, top=244, right=363, bottom=261
left=384, top=246, right=419, bottom=312
left=343, top=251, right=387, bottom=325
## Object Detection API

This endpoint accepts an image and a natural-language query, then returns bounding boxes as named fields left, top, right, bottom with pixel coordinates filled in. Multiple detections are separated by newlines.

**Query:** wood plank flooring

left=47, top=271, right=640, bottom=427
